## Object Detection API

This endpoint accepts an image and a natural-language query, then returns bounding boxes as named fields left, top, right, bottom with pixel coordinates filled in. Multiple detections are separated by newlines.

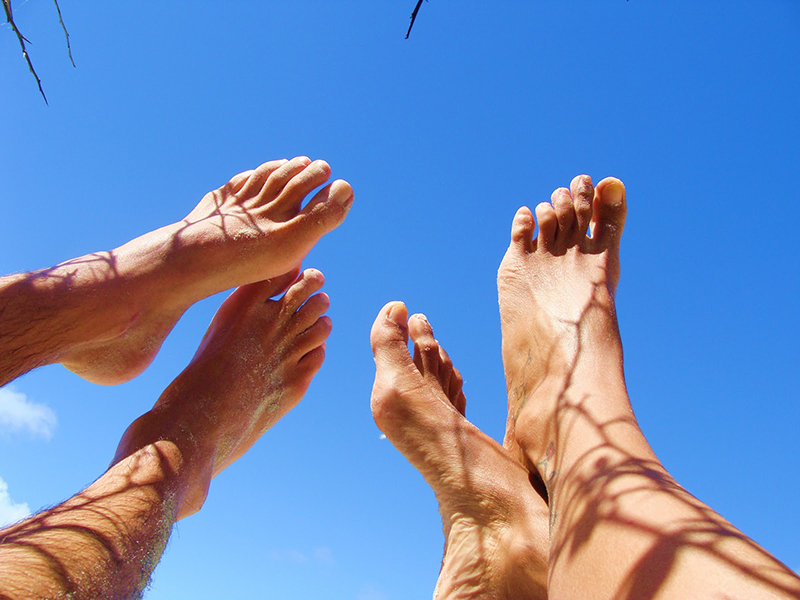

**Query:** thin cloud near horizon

left=0, top=387, right=57, bottom=440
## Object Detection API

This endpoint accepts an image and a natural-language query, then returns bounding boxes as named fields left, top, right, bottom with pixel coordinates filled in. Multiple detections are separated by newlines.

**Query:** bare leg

left=498, top=176, right=800, bottom=599
left=0, top=268, right=331, bottom=597
left=0, top=157, right=352, bottom=386
left=370, top=302, right=549, bottom=600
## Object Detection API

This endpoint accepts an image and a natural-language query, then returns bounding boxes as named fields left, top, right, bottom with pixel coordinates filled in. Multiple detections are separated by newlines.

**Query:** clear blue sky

left=1, top=2, right=799, bottom=598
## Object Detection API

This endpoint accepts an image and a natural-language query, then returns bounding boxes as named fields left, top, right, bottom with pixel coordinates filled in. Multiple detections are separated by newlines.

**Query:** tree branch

left=3, top=0, right=48, bottom=104
left=54, top=0, right=75, bottom=67
left=405, top=0, right=425, bottom=39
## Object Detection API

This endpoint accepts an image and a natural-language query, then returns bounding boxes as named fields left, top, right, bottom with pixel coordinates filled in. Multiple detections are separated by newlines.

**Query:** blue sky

left=1, top=1, right=799, bottom=598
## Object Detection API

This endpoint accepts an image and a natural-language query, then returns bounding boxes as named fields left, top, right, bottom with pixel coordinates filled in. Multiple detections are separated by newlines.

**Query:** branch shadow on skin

left=372, top=307, right=549, bottom=599
left=526, top=277, right=800, bottom=600
left=0, top=157, right=352, bottom=388
left=0, top=252, right=124, bottom=387
left=0, top=443, right=180, bottom=600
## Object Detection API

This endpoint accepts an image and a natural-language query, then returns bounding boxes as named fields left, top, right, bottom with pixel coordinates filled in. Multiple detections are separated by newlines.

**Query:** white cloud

left=0, top=476, right=31, bottom=528
left=0, top=387, right=57, bottom=439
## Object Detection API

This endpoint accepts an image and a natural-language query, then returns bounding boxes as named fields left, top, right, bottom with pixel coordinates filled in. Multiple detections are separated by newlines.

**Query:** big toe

left=590, top=177, right=626, bottom=248
left=370, top=303, right=464, bottom=458
left=370, top=301, right=411, bottom=372
left=298, top=178, right=354, bottom=235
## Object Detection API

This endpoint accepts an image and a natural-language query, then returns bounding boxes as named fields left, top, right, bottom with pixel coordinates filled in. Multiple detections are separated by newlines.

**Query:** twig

left=405, top=0, right=425, bottom=39
left=53, top=0, right=75, bottom=67
left=2, top=0, right=48, bottom=104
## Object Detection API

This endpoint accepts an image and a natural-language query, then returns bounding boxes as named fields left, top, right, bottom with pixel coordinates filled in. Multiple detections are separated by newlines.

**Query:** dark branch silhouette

left=3, top=0, right=75, bottom=105
left=54, top=0, right=75, bottom=67
left=405, top=0, right=425, bottom=39
left=3, top=0, right=47, bottom=104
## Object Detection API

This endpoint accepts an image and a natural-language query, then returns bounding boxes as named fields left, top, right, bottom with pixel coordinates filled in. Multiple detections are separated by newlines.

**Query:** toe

left=228, top=159, right=288, bottom=196
left=590, top=177, right=627, bottom=249
left=371, top=302, right=431, bottom=426
left=255, top=156, right=313, bottom=204
left=437, top=346, right=453, bottom=401
left=291, top=292, right=330, bottom=333
left=509, top=206, right=535, bottom=253
left=370, top=305, right=468, bottom=471
left=293, top=315, right=332, bottom=357
left=296, top=179, right=354, bottom=233
left=446, top=362, right=466, bottom=417
left=296, top=344, right=326, bottom=380
left=239, top=158, right=301, bottom=199
left=370, top=302, right=413, bottom=373
left=272, top=159, right=333, bottom=215
left=282, top=268, right=325, bottom=313
left=533, top=202, right=558, bottom=253
left=570, top=175, right=594, bottom=239
left=409, top=314, right=441, bottom=382
left=551, top=188, right=576, bottom=252
left=251, top=266, right=302, bottom=302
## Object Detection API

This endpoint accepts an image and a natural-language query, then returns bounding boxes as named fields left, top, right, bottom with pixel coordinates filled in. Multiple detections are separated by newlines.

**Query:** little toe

left=225, top=169, right=256, bottom=195
left=590, top=177, right=627, bottom=249
left=409, top=314, right=441, bottom=382
left=570, top=174, right=594, bottom=239
left=437, top=346, right=466, bottom=417
left=551, top=188, right=576, bottom=252
left=510, top=206, right=535, bottom=254
left=226, top=159, right=288, bottom=196
left=534, top=202, right=558, bottom=253
left=281, top=268, right=325, bottom=313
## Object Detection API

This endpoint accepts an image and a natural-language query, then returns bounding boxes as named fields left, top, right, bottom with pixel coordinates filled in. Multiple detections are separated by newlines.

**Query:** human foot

left=496, top=181, right=800, bottom=599
left=370, top=302, right=549, bottom=600
left=114, top=268, right=332, bottom=518
left=59, top=157, right=352, bottom=385
left=497, top=175, right=627, bottom=478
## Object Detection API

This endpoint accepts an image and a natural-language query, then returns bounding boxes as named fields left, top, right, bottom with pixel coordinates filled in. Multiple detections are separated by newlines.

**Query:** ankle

left=113, top=401, right=216, bottom=518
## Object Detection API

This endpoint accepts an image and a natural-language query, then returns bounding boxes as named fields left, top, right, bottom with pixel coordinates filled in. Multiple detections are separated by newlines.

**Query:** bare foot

left=370, top=302, right=549, bottom=600
left=497, top=179, right=800, bottom=599
left=497, top=175, right=627, bottom=477
left=114, top=267, right=332, bottom=518
left=60, top=157, right=352, bottom=385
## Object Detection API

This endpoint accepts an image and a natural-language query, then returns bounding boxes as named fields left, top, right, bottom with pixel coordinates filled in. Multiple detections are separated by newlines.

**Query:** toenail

left=330, top=180, right=353, bottom=206
left=603, top=181, right=625, bottom=206
left=386, top=302, right=407, bottom=324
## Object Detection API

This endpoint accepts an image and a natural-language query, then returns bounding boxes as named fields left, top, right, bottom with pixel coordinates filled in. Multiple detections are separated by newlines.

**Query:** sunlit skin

left=370, top=305, right=549, bottom=599
left=115, top=268, right=333, bottom=519
left=0, top=157, right=352, bottom=387
left=497, top=176, right=800, bottom=599
left=0, top=159, right=350, bottom=600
